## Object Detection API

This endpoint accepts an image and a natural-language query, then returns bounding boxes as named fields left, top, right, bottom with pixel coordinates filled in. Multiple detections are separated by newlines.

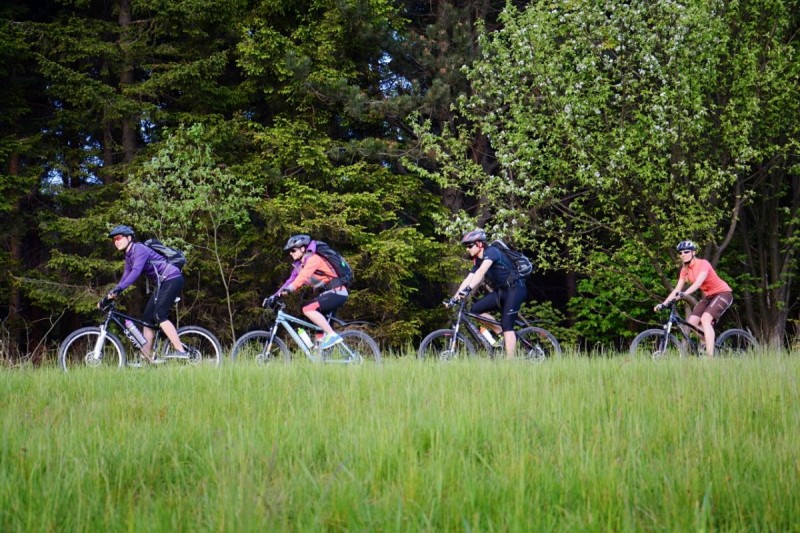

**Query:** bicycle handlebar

left=655, top=298, right=680, bottom=312
left=262, top=295, right=286, bottom=311
left=98, top=297, right=115, bottom=312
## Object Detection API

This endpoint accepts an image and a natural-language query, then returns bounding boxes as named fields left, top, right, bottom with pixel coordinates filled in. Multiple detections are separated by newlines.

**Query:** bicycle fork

left=656, top=321, right=673, bottom=357
left=91, top=325, right=109, bottom=361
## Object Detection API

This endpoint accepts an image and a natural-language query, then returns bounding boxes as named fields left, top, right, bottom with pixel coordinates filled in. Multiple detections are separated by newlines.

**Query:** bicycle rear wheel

left=321, top=330, right=381, bottom=364
left=230, top=330, right=290, bottom=363
left=515, top=327, right=562, bottom=361
left=715, top=328, right=759, bottom=357
left=629, top=328, right=684, bottom=359
left=417, top=329, right=476, bottom=361
left=58, top=327, right=126, bottom=371
left=174, top=326, right=222, bottom=367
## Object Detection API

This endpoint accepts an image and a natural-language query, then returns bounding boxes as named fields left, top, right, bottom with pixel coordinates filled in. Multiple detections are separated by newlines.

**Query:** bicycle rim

left=230, top=330, right=290, bottom=363
left=59, top=327, right=126, bottom=371
left=417, top=330, right=476, bottom=360
left=174, top=326, right=223, bottom=367
left=515, top=327, right=562, bottom=361
left=321, top=330, right=381, bottom=364
left=715, top=329, right=759, bottom=357
left=630, top=329, right=684, bottom=359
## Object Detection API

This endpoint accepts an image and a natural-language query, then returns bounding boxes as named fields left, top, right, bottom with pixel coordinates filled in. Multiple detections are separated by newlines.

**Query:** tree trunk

left=119, top=0, right=136, bottom=163
left=7, top=152, right=22, bottom=322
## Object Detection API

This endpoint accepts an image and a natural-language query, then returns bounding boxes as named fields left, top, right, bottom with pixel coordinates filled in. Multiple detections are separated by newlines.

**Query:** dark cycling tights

left=470, top=282, right=527, bottom=331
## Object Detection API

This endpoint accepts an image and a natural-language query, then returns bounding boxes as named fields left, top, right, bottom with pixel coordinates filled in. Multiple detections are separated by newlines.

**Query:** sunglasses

left=289, top=247, right=302, bottom=254
left=679, top=250, right=693, bottom=255
left=464, top=242, right=476, bottom=249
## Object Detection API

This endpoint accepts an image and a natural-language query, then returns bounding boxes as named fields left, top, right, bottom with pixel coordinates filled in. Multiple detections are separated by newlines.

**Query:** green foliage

left=120, top=122, right=260, bottom=338
left=123, top=123, right=257, bottom=247
left=415, top=0, right=800, bottom=344
left=239, top=123, right=454, bottom=344
left=5, top=0, right=798, bottom=353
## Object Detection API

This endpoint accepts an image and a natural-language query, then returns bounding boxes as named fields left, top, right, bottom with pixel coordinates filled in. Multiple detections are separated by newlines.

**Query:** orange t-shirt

left=289, top=253, right=337, bottom=291
left=680, top=258, right=731, bottom=296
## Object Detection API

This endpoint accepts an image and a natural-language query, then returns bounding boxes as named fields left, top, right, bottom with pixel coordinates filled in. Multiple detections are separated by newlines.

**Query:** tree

left=231, top=0, right=458, bottom=344
left=120, top=122, right=260, bottom=342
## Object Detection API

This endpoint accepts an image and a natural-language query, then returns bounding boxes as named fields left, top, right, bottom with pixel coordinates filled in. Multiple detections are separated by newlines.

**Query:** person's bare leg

left=503, top=330, right=516, bottom=359
left=478, top=313, right=502, bottom=334
left=303, top=309, right=335, bottom=335
left=700, top=313, right=716, bottom=357
left=158, top=320, right=184, bottom=351
left=141, top=327, right=156, bottom=362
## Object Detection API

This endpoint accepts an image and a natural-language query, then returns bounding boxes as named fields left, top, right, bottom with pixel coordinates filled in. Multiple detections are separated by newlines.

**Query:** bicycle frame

left=660, top=301, right=706, bottom=353
left=631, top=299, right=758, bottom=359
left=445, top=298, right=523, bottom=353
left=91, top=300, right=197, bottom=363
left=262, top=301, right=359, bottom=363
left=90, top=305, right=163, bottom=360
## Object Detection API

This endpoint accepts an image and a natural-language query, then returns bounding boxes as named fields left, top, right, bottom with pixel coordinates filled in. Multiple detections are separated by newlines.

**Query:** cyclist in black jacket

left=453, top=229, right=527, bottom=358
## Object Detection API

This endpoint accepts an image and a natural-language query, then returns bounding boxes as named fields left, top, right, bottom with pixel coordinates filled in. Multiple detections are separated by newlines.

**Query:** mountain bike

left=629, top=299, right=758, bottom=358
left=417, top=297, right=562, bottom=361
left=229, top=297, right=381, bottom=364
left=58, top=298, right=222, bottom=371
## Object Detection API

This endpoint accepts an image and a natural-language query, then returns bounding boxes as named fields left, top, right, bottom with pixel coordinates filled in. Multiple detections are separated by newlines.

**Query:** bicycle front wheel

left=629, top=329, right=684, bottom=359
left=715, top=328, right=759, bottom=357
left=174, top=326, right=222, bottom=367
left=230, top=330, right=290, bottom=364
left=515, top=327, right=562, bottom=361
left=417, top=329, right=476, bottom=361
left=58, top=327, right=127, bottom=371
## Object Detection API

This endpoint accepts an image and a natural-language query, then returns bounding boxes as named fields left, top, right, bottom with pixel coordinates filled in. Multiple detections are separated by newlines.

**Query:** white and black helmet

left=461, top=228, right=487, bottom=245
left=283, top=234, right=311, bottom=251
left=108, top=224, right=135, bottom=238
left=676, top=240, right=698, bottom=252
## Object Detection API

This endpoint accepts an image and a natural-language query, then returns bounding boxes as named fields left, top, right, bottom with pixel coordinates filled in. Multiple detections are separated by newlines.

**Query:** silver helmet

left=283, top=234, right=312, bottom=251
left=461, top=228, right=487, bottom=245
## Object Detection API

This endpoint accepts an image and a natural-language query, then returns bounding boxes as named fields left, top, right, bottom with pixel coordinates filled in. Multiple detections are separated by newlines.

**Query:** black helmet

left=461, top=228, right=487, bottom=245
left=283, top=234, right=312, bottom=251
left=676, top=240, right=697, bottom=252
left=108, top=225, right=135, bottom=238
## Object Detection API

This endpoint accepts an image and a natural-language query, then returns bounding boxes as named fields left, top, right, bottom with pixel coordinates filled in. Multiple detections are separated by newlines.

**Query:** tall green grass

left=2, top=355, right=799, bottom=531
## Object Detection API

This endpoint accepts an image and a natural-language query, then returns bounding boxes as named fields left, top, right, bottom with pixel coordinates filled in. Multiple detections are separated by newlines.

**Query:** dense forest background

left=1, top=0, right=798, bottom=359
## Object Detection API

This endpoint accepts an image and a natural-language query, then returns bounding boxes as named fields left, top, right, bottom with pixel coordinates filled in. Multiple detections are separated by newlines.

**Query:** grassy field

left=2, top=354, right=799, bottom=531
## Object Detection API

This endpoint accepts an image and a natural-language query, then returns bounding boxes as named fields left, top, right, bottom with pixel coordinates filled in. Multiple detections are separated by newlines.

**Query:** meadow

left=1, top=354, right=799, bottom=531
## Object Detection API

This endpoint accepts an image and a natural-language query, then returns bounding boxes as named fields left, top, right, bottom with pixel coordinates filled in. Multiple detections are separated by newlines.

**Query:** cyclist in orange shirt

left=656, top=240, right=733, bottom=357
left=274, top=234, right=348, bottom=349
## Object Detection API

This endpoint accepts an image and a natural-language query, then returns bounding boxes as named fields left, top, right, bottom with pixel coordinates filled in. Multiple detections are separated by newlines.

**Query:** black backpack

left=314, top=241, right=353, bottom=288
left=143, top=238, right=187, bottom=270
left=489, top=240, right=533, bottom=280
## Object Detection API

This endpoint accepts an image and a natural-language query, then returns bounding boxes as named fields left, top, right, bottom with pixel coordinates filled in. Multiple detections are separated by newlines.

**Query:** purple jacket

left=113, top=242, right=182, bottom=293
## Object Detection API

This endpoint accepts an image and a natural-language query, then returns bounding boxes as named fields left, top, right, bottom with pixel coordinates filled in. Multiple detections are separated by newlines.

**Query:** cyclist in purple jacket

left=102, top=225, right=186, bottom=363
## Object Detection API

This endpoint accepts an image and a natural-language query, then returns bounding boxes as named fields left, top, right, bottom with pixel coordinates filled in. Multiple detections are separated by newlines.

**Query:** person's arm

left=275, top=263, right=301, bottom=296
left=454, top=259, right=493, bottom=300
left=661, top=277, right=686, bottom=305
left=108, top=244, right=147, bottom=298
left=678, top=270, right=708, bottom=299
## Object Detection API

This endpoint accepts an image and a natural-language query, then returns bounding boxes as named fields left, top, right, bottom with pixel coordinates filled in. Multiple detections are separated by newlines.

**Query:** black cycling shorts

left=142, top=276, right=184, bottom=325
left=469, top=282, right=528, bottom=332
left=302, top=288, right=349, bottom=316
